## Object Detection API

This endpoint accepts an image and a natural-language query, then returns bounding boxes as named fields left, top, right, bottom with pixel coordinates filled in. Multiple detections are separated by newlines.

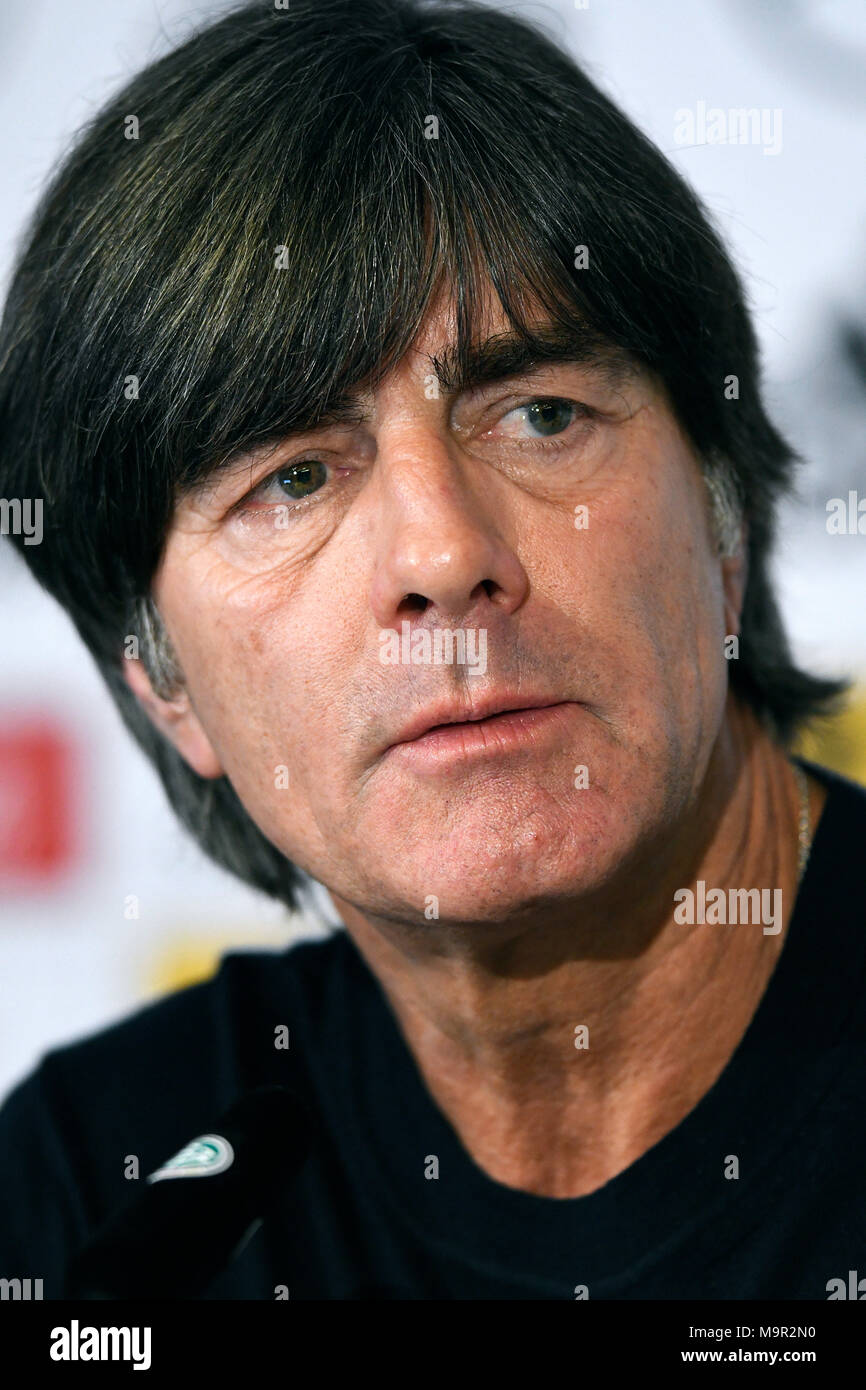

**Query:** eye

left=234, top=457, right=332, bottom=514
left=272, top=458, right=328, bottom=500
left=497, top=399, right=586, bottom=440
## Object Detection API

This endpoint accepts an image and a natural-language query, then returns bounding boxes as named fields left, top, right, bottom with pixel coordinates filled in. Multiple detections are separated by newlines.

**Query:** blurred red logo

left=0, top=722, right=78, bottom=884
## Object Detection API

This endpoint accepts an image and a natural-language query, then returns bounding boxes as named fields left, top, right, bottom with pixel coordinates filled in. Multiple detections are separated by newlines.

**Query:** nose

left=368, top=423, right=530, bottom=629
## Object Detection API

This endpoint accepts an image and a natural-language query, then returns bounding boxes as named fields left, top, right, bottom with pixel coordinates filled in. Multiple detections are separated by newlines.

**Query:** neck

left=330, top=699, right=828, bottom=1197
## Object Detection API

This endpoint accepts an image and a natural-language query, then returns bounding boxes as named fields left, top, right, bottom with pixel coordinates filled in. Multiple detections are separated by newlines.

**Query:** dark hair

left=0, top=0, right=848, bottom=911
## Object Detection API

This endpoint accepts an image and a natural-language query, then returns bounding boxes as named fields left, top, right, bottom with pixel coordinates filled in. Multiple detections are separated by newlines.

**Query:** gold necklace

left=792, top=762, right=812, bottom=883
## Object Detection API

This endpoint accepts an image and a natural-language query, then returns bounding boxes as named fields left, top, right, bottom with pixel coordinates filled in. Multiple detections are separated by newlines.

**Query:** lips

left=386, top=696, right=567, bottom=751
left=379, top=699, right=580, bottom=772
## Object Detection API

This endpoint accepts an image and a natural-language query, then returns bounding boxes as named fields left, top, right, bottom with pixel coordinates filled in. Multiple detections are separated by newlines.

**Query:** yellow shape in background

left=147, top=937, right=228, bottom=996
left=145, top=921, right=295, bottom=998
left=795, top=683, right=866, bottom=788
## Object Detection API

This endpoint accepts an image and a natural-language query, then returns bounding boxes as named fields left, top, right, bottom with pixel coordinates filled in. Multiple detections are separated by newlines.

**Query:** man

left=0, top=0, right=863, bottom=1301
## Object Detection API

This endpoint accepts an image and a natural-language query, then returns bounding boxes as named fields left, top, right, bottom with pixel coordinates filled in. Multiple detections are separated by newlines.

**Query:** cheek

left=541, top=460, right=727, bottom=725
left=180, top=582, right=359, bottom=810
left=616, top=481, right=728, bottom=730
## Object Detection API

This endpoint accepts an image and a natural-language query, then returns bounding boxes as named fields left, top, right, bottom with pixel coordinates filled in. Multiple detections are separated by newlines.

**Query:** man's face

left=148, top=285, right=741, bottom=925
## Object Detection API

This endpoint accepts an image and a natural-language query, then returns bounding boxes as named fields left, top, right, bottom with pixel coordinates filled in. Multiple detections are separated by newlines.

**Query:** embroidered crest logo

left=146, top=1134, right=234, bottom=1183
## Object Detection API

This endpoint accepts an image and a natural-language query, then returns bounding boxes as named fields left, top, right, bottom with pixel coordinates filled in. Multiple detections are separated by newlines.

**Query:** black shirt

left=2, top=757, right=865, bottom=1300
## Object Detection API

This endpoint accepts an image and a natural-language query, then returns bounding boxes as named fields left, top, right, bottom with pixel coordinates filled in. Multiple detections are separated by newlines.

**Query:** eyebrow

left=428, top=324, right=635, bottom=397
left=191, top=324, right=635, bottom=494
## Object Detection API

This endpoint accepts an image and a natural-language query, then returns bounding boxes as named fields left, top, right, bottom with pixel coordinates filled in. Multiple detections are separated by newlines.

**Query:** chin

left=365, top=826, right=624, bottom=927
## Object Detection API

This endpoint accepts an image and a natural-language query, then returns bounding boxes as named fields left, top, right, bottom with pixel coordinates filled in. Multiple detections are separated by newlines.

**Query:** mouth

left=382, top=697, right=580, bottom=769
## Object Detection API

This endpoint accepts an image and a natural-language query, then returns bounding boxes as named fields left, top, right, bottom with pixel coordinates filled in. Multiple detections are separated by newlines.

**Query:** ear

left=122, top=654, right=224, bottom=779
left=721, top=518, right=749, bottom=637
